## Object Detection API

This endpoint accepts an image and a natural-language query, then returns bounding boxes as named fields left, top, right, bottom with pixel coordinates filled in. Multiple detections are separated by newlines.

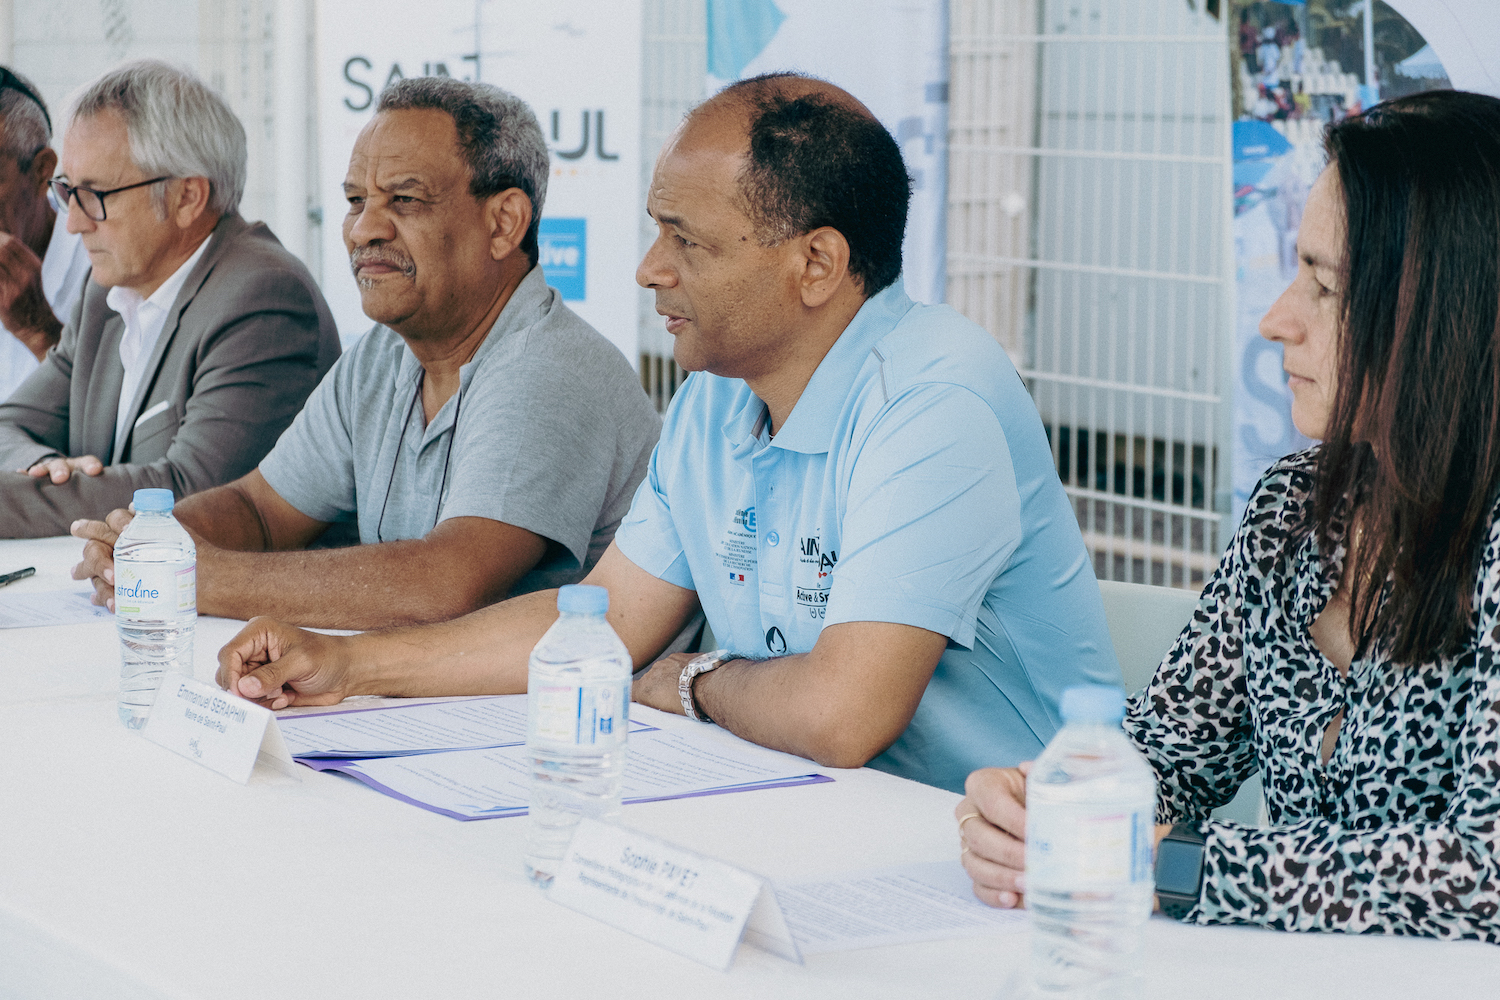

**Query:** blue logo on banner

left=539, top=218, right=586, bottom=301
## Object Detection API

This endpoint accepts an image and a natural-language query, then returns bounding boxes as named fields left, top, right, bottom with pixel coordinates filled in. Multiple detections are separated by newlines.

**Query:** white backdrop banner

left=705, top=0, right=949, bottom=305
left=316, top=0, right=643, bottom=362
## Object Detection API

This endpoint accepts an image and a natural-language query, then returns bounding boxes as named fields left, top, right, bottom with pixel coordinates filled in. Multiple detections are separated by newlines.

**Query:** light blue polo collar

left=720, top=280, right=914, bottom=456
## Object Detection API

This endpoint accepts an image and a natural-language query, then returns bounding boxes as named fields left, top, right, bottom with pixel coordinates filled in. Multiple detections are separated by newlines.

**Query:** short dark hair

left=0, top=66, right=49, bottom=170
left=717, top=74, right=910, bottom=296
left=377, top=77, right=549, bottom=266
left=1311, top=90, right=1500, bottom=664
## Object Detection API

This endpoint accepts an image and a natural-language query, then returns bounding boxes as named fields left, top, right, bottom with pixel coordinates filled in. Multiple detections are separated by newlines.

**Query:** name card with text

left=548, top=819, right=801, bottom=970
left=141, top=675, right=298, bottom=784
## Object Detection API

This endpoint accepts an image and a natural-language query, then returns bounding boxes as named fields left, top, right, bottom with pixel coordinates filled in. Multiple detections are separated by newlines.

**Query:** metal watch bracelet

left=678, top=649, right=729, bottom=723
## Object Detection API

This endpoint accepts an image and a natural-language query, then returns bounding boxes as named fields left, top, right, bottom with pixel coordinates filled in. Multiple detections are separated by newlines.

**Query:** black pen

left=0, top=566, right=36, bottom=588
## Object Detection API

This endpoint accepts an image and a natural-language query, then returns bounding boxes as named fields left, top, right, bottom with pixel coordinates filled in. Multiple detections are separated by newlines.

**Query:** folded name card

left=141, top=674, right=298, bottom=784
left=548, top=819, right=801, bottom=970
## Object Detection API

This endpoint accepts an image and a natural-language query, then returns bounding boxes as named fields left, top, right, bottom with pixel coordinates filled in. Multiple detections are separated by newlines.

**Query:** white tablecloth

left=1, top=536, right=1496, bottom=998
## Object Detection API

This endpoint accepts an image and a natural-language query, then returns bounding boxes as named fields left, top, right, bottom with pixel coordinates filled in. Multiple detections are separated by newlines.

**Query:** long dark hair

left=1314, top=90, right=1500, bottom=664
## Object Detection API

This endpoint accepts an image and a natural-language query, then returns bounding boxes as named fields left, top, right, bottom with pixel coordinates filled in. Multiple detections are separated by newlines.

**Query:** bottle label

left=530, top=680, right=630, bottom=747
left=1026, top=803, right=1154, bottom=888
left=116, top=563, right=196, bottom=619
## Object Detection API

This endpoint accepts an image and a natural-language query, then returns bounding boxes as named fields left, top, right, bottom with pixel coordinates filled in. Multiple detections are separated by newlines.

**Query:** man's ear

left=27, top=148, right=56, bottom=196
left=798, top=226, right=853, bottom=308
left=170, top=176, right=213, bottom=229
left=486, top=187, right=533, bottom=262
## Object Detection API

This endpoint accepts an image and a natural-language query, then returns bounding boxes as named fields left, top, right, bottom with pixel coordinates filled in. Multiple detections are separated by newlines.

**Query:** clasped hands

left=19, top=454, right=104, bottom=483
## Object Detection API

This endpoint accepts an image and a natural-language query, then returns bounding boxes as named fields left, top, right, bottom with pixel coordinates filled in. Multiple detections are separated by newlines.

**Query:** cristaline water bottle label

left=115, top=563, right=196, bottom=618
left=1027, top=805, right=1154, bottom=886
left=531, top=680, right=630, bottom=746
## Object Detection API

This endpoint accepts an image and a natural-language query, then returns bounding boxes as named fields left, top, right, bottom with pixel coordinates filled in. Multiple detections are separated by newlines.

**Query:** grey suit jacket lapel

left=111, top=214, right=249, bottom=463
left=89, top=311, right=127, bottom=461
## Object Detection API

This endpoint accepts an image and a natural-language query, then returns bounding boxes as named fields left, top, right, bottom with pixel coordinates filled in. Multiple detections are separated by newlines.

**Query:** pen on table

left=0, top=566, right=36, bottom=588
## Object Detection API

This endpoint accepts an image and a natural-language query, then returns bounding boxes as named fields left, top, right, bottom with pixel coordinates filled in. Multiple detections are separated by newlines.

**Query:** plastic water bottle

left=114, top=488, right=196, bottom=729
left=1025, top=684, right=1156, bottom=999
left=524, top=584, right=631, bottom=886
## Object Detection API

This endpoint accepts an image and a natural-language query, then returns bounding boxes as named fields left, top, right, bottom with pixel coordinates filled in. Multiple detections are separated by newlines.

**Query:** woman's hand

left=955, top=763, right=1031, bottom=908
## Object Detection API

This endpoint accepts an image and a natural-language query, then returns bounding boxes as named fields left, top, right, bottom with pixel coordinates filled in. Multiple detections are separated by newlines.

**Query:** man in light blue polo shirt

left=213, top=74, right=1118, bottom=793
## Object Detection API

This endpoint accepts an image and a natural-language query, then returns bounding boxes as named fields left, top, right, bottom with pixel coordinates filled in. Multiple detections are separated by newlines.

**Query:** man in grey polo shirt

left=72, top=78, right=659, bottom=630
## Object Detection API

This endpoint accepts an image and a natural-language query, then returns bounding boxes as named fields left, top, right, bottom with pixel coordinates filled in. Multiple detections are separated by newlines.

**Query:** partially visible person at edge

left=958, top=90, right=1500, bottom=942
left=0, top=66, right=89, bottom=399
left=71, top=77, right=659, bottom=630
left=0, top=60, right=339, bottom=536
left=208, top=73, right=1119, bottom=793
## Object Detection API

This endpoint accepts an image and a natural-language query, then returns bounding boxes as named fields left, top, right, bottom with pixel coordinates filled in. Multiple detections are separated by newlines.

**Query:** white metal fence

left=949, top=0, right=1234, bottom=588
left=638, top=0, right=705, bottom=411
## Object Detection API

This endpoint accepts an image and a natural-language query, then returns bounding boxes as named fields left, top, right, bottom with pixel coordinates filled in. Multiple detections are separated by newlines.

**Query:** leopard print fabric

left=1124, top=447, right=1500, bottom=940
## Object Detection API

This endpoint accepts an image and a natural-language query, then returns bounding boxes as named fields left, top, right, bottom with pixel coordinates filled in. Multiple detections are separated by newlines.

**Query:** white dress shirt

left=0, top=193, right=92, bottom=400
left=106, top=235, right=212, bottom=452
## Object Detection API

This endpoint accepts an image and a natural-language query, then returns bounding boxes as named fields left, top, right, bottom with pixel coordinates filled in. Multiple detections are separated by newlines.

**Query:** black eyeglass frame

left=0, top=68, right=50, bottom=134
left=49, top=176, right=173, bottom=222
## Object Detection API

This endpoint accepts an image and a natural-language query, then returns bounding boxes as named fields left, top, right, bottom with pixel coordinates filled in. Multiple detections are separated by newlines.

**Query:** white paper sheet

left=0, top=589, right=113, bottom=629
left=775, top=860, right=1025, bottom=954
left=279, top=695, right=657, bottom=757
left=304, top=726, right=831, bottom=820
left=281, top=695, right=532, bottom=757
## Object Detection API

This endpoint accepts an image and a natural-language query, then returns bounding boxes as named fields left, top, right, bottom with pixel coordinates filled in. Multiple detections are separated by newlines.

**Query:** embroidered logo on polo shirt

left=795, top=533, right=837, bottom=620
left=718, top=506, right=758, bottom=585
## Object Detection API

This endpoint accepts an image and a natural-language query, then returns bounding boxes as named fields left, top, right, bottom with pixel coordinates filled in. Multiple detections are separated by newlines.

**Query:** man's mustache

left=350, top=245, right=416, bottom=280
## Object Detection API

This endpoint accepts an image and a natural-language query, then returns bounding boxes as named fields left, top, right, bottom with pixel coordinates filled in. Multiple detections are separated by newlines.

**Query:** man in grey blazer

left=0, top=60, right=339, bottom=537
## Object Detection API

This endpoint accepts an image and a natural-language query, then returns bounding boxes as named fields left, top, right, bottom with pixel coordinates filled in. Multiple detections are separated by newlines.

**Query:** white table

left=1, top=535, right=1495, bottom=998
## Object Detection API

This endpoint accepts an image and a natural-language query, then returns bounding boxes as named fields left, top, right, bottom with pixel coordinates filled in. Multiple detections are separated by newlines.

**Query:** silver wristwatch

left=678, top=649, right=729, bottom=723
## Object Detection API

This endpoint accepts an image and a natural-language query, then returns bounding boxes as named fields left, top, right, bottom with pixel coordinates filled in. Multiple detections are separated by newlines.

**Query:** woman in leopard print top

left=957, top=89, right=1500, bottom=942
left=1127, top=446, right=1500, bottom=938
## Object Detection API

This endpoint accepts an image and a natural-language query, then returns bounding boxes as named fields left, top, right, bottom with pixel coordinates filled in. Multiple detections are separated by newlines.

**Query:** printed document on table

left=279, top=695, right=652, bottom=758
left=774, top=860, right=1024, bottom=954
left=301, top=725, right=830, bottom=820
left=0, top=589, right=113, bottom=629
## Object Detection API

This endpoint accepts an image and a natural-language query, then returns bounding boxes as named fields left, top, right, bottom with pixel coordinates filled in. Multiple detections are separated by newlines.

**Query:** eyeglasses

left=49, top=176, right=171, bottom=222
left=0, top=68, right=50, bottom=134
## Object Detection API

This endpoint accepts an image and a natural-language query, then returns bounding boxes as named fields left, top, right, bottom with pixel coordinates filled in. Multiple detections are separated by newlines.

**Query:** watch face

left=1155, top=838, right=1204, bottom=896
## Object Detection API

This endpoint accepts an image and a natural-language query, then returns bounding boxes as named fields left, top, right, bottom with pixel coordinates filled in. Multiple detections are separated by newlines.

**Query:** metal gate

left=948, top=0, right=1235, bottom=588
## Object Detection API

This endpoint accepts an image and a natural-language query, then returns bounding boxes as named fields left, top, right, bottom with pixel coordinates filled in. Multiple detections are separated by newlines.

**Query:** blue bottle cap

left=132, top=488, right=175, bottom=513
left=557, top=584, right=609, bottom=615
left=1059, top=684, right=1127, bottom=725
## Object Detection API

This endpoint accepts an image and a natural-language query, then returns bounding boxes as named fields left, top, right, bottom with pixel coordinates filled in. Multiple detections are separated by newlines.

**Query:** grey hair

left=66, top=59, right=245, bottom=217
left=0, top=67, right=50, bottom=169
left=377, top=77, right=549, bottom=265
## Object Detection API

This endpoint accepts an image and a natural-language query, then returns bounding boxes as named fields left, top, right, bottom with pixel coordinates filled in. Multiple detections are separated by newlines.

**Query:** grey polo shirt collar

left=388, top=265, right=551, bottom=405
left=371, top=266, right=552, bottom=536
